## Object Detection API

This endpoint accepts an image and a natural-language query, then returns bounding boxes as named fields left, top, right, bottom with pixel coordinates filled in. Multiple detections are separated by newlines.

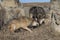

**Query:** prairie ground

left=0, top=23, right=60, bottom=40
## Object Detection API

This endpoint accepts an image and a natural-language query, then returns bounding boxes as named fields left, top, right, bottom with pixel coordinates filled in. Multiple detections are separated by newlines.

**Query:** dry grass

left=0, top=23, right=60, bottom=40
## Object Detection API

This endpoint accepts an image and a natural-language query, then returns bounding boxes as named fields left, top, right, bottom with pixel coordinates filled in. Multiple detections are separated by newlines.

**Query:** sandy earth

left=0, top=23, right=60, bottom=40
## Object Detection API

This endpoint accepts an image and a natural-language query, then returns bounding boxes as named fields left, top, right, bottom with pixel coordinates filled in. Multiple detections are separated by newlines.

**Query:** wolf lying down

left=7, top=16, right=39, bottom=33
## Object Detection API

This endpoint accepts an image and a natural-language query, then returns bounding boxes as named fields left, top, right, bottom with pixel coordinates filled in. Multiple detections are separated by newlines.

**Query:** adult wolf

left=8, top=16, right=38, bottom=33
left=29, top=6, right=46, bottom=25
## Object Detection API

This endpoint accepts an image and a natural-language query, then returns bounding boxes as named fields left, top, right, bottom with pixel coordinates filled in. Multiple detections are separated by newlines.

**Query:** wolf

left=8, top=16, right=38, bottom=33
left=4, top=7, right=25, bottom=25
left=29, top=6, right=46, bottom=25
left=51, top=12, right=60, bottom=35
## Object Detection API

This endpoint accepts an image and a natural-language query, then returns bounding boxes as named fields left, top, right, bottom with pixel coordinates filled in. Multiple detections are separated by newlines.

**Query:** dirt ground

left=0, top=24, right=60, bottom=40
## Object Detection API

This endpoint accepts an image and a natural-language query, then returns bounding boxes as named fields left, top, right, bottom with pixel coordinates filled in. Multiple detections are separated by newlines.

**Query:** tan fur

left=51, top=13, right=60, bottom=35
left=1, top=0, right=18, bottom=7
left=4, top=7, right=25, bottom=24
left=44, top=8, right=56, bottom=25
left=8, top=16, right=36, bottom=33
left=13, top=8, right=25, bottom=17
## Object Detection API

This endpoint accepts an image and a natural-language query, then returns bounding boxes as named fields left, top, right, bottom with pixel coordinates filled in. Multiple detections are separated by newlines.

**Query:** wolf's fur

left=43, top=10, right=53, bottom=25
left=0, top=4, right=6, bottom=28
left=29, top=6, right=46, bottom=25
left=8, top=16, right=38, bottom=33
left=4, top=7, right=25, bottom=24
left=51, top=12, right=60, bottom=35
